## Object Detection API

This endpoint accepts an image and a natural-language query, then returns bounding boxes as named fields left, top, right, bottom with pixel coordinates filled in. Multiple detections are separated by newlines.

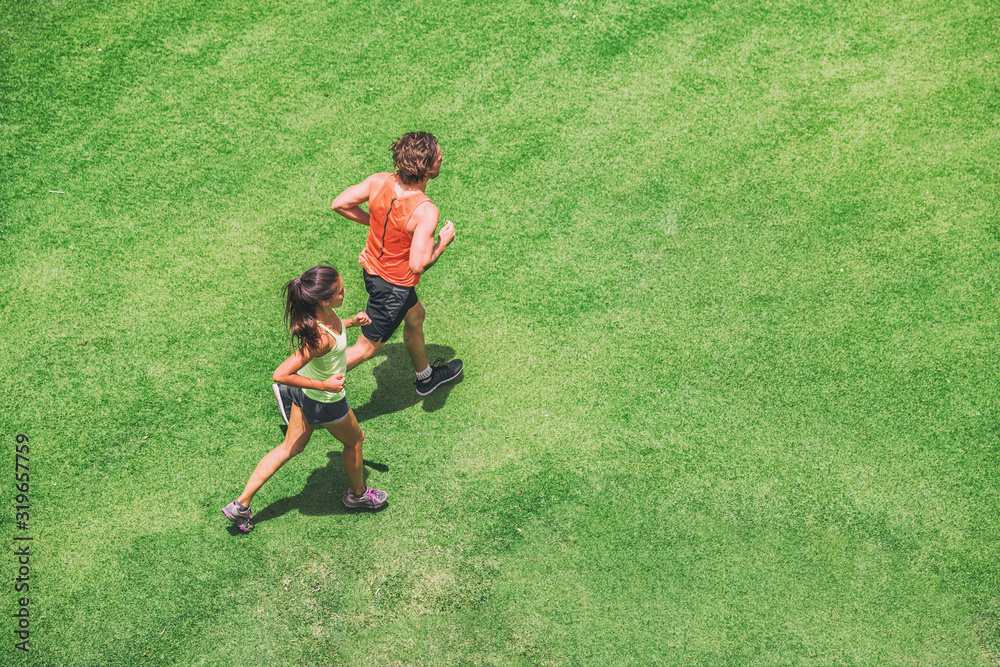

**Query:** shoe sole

left=415, top=366, right=463, bottom=396
left=342, top=491, right=389, bottom=511
left=342, top=500, right=388, bottom=511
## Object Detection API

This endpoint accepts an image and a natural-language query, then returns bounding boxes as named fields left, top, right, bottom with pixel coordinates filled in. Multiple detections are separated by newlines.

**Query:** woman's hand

left=352, top=312, right=371, bottom=327
left=319, top=374, right=345, bottom=393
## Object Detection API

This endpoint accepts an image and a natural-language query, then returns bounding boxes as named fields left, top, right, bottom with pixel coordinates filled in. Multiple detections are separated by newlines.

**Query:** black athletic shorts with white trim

left=274, top=383, right=351, bottom=425
left=360, top=269, right=419, bottom=343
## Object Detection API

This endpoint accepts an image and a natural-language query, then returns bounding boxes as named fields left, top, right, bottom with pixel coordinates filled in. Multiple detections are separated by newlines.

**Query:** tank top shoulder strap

left=411, top=192, right=431, bottom=210
left=317, top=316, right=344, bottom=337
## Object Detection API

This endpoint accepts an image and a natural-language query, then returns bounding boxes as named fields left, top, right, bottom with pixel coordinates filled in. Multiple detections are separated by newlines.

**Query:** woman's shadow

left=248, top=451, right=383, bottom=526
left=245, top=343, right=462, bottom=528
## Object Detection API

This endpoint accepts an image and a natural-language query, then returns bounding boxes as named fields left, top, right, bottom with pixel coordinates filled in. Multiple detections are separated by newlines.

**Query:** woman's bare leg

left=322, top=409, right=366, bottom=496
left=237, top=404, right=315, bottom=506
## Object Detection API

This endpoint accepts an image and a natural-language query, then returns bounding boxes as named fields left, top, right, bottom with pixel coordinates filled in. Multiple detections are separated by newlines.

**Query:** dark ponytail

left=283, top=265, right=341, bottom=353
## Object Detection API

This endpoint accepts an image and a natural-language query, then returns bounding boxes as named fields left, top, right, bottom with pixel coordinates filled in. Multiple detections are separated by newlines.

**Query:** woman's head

left=283, top=265, right=343, bottom=352
left=391, top=132, right=441, bottom=185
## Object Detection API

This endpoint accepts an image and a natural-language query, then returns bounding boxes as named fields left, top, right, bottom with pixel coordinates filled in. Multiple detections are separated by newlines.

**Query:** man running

left=331, top=131, right=463, bottom=395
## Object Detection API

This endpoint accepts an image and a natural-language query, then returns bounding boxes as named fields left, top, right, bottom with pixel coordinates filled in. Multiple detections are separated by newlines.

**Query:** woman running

left=222, top=265, right=387, bottom=533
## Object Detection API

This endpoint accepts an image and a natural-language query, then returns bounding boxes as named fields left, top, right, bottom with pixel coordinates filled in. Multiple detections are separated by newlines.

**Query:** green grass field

left=2, top=0, right=999, bottom=664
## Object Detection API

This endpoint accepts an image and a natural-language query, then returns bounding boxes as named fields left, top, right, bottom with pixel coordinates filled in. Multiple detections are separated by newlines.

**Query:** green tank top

left=299, top=315, right=347, bottom=403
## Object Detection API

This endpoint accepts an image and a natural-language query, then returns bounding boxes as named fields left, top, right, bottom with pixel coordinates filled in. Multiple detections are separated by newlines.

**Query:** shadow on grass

left=244, top=452, right=388, bottom=529
left=353, top=342, right=463, bottom=423
left=242, top=343, right=462, bottom=531
left=273, top=343, right=463, bottom=431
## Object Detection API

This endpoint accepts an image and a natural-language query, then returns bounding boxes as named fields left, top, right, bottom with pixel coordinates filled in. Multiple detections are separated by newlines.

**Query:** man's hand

left=438, top=220, right=456, bottom=247
left=352, top=312, right=372, bottom=327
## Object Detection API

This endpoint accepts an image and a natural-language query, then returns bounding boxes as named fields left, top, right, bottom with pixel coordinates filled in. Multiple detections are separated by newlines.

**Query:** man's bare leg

left=405, top=300, right=463, bottom=395
left=347, top=333, right=382, bottom=371
left=403, top=301, right=429, bottom=373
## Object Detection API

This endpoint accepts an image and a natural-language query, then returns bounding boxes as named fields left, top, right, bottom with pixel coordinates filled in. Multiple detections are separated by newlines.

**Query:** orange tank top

left=359, top=174, right=430, bottom=287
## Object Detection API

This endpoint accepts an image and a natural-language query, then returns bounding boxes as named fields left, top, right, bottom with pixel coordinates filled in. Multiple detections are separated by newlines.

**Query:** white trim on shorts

left=274, top=383, right=350, bottom=425
left=324, top=409, right=350, bottom=425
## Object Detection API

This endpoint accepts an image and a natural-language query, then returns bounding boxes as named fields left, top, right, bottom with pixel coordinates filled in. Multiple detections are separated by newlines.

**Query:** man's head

left=391, top=132, right=442, bottom=185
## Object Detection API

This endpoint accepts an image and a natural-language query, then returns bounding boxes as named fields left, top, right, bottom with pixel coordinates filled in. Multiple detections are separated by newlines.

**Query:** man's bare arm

left=331, top=173, right=387, bottom=226
left=408, top=203, right=455, bottom=275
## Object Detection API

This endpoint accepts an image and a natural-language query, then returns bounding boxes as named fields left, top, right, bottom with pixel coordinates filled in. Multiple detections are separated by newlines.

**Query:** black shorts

left=360, top=269, right=419, bottom=343
left=289, top=386, right=351, bottom=425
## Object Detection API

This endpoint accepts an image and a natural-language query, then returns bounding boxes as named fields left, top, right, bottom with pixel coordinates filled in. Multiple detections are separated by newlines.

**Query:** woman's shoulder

left=309, top=324, right=337, bottom=357
left=318, top=316, right=344, bottom=340
left=318, top=313, right=344, bottom=333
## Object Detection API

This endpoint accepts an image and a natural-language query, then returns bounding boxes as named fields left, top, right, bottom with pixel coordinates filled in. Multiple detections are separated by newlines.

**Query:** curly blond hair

left=391, top=132, right=439, bottom=185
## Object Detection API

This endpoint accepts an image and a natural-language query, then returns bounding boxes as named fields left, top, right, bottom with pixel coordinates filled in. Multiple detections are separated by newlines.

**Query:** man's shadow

left=352, top=342, right=463, bottom=423
left=244, top=343, right=462, bottom=530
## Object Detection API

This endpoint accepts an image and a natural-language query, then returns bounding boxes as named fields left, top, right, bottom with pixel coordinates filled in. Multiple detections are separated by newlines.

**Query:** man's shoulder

left=408, top=199, right=439, bottom=236
left=368, top=171, right=392, bottom=187
left=412, top=197, right=438, bottom=217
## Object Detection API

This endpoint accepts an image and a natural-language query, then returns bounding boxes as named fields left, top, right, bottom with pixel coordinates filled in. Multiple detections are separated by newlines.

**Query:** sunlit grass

left=2, top=0, right=998, bottom=665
